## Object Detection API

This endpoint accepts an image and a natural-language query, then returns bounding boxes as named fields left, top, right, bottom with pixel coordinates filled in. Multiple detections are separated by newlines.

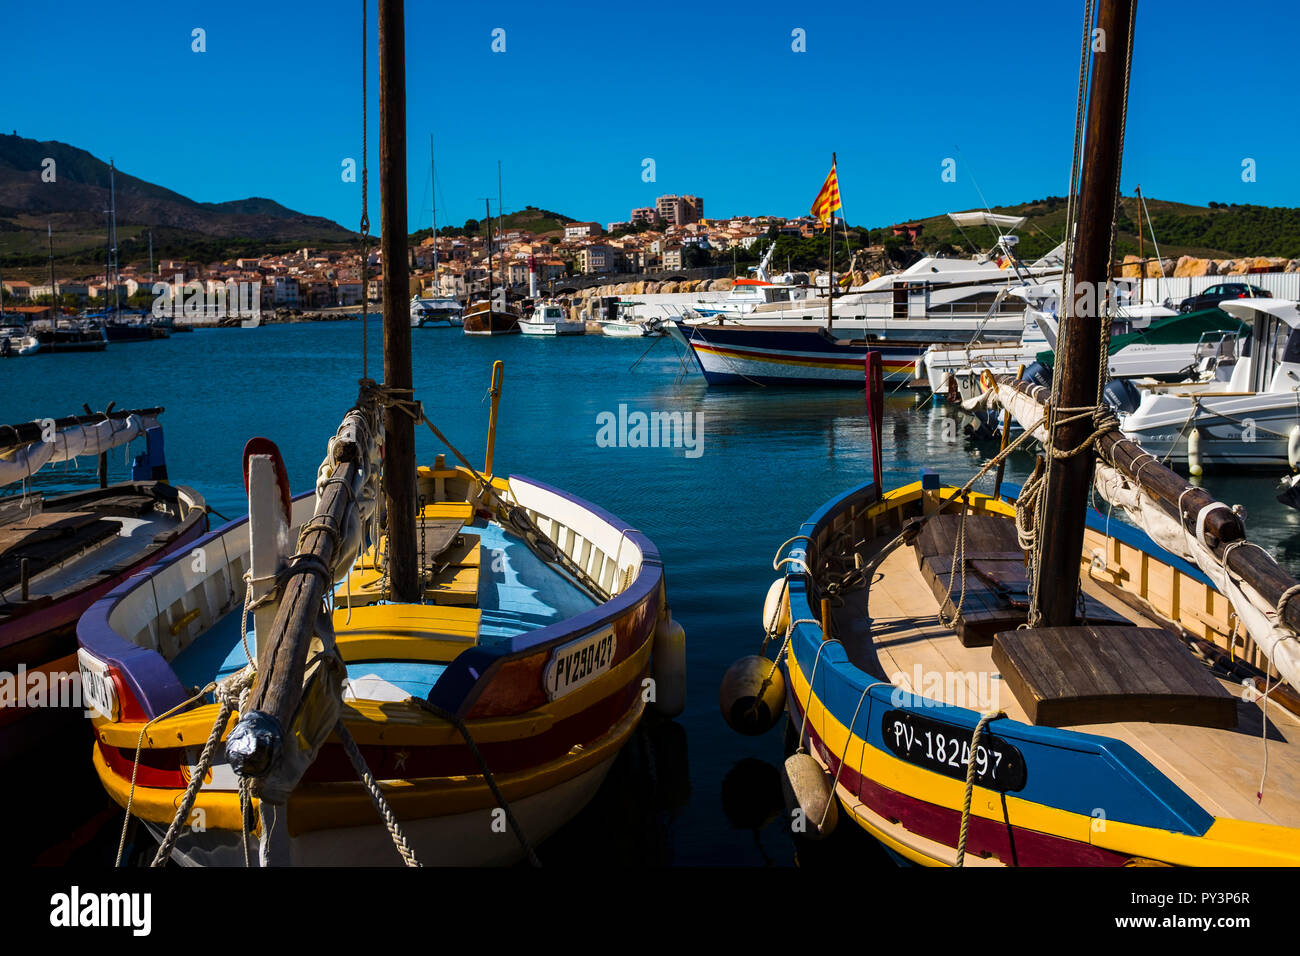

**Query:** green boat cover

left=1035, top=308, right=1245, bottom=367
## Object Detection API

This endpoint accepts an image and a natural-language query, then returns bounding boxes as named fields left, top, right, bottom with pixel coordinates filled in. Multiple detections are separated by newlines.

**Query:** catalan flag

left=810, top=154, right=842, bottom=228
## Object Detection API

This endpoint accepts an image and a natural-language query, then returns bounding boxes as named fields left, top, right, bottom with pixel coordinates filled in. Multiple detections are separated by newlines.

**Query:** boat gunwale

left=77, top=474, right=664, bottom=720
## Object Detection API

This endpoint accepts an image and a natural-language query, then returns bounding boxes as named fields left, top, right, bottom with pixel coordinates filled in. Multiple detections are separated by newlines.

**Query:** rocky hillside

left=0, top=133, right=354, bottom=271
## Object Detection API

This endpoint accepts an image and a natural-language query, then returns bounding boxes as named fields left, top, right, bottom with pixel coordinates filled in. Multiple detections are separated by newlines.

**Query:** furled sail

left=992, top=377, right=1300, bottom=691
left=0, top=413, right=158, bottom=486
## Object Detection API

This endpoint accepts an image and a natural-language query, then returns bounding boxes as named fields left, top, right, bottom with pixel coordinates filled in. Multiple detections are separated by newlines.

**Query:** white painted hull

left=1121, top=392, right=1300, bottom=468
left=149, top=755, right=617, bottom=866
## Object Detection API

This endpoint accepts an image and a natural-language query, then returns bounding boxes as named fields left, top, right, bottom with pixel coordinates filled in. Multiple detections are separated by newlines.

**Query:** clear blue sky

left=5, top=0, right=1296, bottom=233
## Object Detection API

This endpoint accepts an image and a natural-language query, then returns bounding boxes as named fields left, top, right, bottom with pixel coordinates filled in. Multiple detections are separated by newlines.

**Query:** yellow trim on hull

left=788, top=627, right=1300, bottom=867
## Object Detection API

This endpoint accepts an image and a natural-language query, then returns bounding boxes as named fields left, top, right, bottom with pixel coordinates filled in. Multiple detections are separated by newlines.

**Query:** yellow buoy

left=1188, top=427, right=1203, bottom=477
left=650, top=612, right=686, bottom=719
left=719, top=655, right=786, bottom=736
left=781, top=751, right=838, bottom=840
left=762, top=577, right=789, bottom=637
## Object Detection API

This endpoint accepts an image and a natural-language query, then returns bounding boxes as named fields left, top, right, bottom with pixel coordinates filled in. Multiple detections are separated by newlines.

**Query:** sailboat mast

left=378, top=0, right=418, bottom=602
left=430, top=133, right=438, bottom=272
left=827, top=151, right=835, bottom=330
left=485, top=197, right=494, bottom=306
left=1135, top=183, right=1144, bottom=305
left=497, top=160, right=503, bottom=296
left=47, top=224, right=58, bottom=328
left=110, top=159, right=120, bottom=314
left=1033, top=0, right=1134, bottom=627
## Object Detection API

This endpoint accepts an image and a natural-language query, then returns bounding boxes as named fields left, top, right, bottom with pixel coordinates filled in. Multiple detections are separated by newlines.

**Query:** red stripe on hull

left=794, top=697, right=1130, bottom=866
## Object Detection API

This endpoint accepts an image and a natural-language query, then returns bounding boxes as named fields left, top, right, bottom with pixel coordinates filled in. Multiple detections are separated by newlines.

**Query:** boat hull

left=671, top=322, right=921, bottom=386
left=463, top=309, right=519, bottom=335
left=1121, top=392, right=1300, bottom=468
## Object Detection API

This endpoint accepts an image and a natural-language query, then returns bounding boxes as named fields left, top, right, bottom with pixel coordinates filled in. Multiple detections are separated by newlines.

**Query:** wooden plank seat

left=915, top=515, right=1130, bottom=647
left=0, top=512, right=120, bottom=590
left=85, top=494, right=158, bottom=518
left=358, top=517, right=466, bottom=570
left=332, top=603, right=481, bottom=663
left=992, top=625, right=1238, bottom=729
left=341, top=534, right=482, bottom=608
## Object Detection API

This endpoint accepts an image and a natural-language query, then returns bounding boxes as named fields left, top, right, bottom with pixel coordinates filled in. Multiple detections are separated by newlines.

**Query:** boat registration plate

left=77, top=649, right=118, bottom=721
left=544, top=627, right=617, bottom=700
left=881, top=709, right=1026, bottom=792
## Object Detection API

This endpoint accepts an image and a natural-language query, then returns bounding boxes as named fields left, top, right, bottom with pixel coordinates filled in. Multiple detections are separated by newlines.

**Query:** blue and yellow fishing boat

left=724, top=0, right=1300, bottom=867
left=758, top=475, right=1300, bottom=866
left=77, top=385, right=684, bottom=866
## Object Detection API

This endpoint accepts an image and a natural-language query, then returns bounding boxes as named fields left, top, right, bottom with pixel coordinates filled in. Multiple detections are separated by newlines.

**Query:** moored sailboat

left=724, top=0, right=1300, bottom=866
left=77, top=0, right=685, bottom=867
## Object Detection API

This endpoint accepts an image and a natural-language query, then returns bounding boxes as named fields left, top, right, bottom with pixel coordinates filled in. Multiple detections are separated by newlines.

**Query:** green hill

left=894, top=196, right=1300, bottom=261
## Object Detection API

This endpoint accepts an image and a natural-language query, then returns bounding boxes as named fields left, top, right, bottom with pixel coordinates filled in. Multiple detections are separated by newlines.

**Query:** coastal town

left=1, top=192, right=870, bottom=323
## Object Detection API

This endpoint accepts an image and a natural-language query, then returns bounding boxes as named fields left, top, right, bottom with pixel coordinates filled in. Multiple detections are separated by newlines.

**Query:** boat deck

left=832, top=531, right=1300, bottom=830
left=170, top=515, right=596, bottom=702
left=0, top=495, right=178, bottom=608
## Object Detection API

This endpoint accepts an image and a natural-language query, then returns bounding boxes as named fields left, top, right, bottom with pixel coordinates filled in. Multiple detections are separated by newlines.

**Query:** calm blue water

left=6, top=319, right=1299, bottom=865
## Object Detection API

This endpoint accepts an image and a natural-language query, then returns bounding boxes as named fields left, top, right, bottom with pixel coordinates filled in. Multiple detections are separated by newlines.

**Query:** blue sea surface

left=5, top=319, right=1299, bottom=866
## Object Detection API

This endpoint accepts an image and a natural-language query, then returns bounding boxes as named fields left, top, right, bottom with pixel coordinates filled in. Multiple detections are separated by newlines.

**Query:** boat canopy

left=1222, top=298, right=1300, bottom=330
left=947, top=211, right=1027, bottom=231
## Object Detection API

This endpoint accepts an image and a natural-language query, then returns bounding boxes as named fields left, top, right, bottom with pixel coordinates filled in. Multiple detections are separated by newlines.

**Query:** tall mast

left=378, top=0, right=418, bottom=602
left=485, top=197, right=493, bottom=306
left=826, top=152, right=835, bottom=330
left=1033, top=0, right=1134, bottom=626
left=1135, top=183, right=1144, bottom=305
left=429, top=133, right=438, bottom=273
left=497, top=160, right=504, bottom=295
left=47, top=223, right=58, bottom=327
left=110, top=159, right=120, bottom=314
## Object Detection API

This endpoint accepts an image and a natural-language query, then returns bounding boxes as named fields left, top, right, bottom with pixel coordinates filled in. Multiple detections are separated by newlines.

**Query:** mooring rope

left=955, top=709, right=1003, bottom=868
left=413, top=697, right=542, bottom=866
left=334, top=717, right=422, bottom=867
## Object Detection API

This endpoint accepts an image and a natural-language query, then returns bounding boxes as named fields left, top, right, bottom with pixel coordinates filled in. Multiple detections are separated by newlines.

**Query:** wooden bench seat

left=915, top=515, right=1130, bottom=646
left=992, top=624, right=1237, bottom=729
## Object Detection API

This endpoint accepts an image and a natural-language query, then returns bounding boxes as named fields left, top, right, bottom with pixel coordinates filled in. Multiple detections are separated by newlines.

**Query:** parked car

left=1179, top=282, right=1271, bottom=313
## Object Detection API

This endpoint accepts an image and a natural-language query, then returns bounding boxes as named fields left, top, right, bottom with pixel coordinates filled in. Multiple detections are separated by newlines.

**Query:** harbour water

left=7, top=319, right=1300, bottom=865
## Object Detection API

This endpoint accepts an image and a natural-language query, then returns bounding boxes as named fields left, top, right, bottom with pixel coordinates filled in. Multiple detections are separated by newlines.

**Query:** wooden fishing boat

left=0, top=409, right=206, bottom=760
left=77, top=388, right=684, bottom=865
left=759, top=470, right=1300, bottom=866
left=726, top=0, right=1300, bottom=868
left=462, top=300, right=519, bottom=336
left=77, top=3, right=684, bottom=867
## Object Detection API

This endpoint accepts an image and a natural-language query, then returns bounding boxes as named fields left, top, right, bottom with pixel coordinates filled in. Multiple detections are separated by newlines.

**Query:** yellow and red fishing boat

left=78, top=382, right=684, bottom=866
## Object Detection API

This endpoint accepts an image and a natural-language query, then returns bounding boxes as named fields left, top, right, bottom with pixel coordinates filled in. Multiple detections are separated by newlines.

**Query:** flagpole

left=827, top=152, right=835, bottom=331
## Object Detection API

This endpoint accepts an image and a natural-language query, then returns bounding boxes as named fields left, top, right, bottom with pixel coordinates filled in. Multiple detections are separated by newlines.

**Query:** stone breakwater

left=1121, top=255, right=1300, bottom=278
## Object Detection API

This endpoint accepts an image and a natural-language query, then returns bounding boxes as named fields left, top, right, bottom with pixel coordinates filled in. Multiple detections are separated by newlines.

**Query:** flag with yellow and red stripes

left=810, top=156, right=842, bottom=228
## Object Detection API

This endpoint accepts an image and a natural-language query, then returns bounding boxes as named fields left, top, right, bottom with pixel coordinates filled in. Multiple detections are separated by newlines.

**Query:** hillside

left=0, top=133, right=355, bottom=275
left=413, top=205, right=575, bottom=244
left=896, top=196, right=1300, bottom=261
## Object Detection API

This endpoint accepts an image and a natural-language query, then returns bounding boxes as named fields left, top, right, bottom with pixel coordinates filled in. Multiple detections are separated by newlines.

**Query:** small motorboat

left=520, top=300, right=584, bottom=336
left=0, top=325, right=40, bottom=357
left=0, top=409, right=206, bottom=760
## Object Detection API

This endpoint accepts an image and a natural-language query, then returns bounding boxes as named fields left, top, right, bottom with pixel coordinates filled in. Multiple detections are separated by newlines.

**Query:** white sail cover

left=0, top=413, right=156, bottom=486
left=947, top=211, right=1028, bottom=231
left=993, top=381, right=1300, bottom=691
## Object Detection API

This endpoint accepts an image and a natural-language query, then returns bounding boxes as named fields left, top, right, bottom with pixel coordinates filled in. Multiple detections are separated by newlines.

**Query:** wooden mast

left=826, top=152, right=835, bottom=330
left=1033, top=0, right=1134, bottom=626
left=1135, top=184, right=1144, bottom=304
left=378, top=0, right=418, bottom=602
